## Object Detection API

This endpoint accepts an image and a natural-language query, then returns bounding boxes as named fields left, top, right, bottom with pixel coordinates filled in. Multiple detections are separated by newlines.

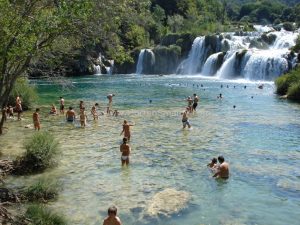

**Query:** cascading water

left=93, top=55, right=102, bottom=75
left=136, top=49, right=146, bottom=74
left=180, top=25, right=299, bottom=81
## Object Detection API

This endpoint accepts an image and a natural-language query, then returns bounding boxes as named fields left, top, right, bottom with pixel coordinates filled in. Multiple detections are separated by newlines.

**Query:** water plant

left=25, top=204, right=67, bottom=225
left=13, top=132, right=60, bottom=174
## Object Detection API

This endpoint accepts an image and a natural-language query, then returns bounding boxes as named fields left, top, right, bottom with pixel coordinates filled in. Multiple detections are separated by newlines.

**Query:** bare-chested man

left=59, top=97, right=65, bottom=114
left=15, top=95, right=22, bottom=120
left=181, top=108, right=191, bottom=129
left=213, top=156, right=229, bottom=179
left=186, top=96, right=193, bottom=113
left=192, top=93, right=199, bottom=112
left=79, top=107, right=88, bottom=127
left=33, top=108, right=41, bottom=131
left=102, top=206, right=122, bottom=225
left=66, top=107, right=76, bottom=122
left=120, top=120, right=134, bottom=141
left=120, top=137, right=131, bottom=166
left=107, top=94, right=115, bottom=114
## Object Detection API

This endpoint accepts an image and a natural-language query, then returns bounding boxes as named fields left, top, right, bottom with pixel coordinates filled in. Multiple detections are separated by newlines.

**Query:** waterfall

left=202, top=52, right=223, bottom=76
left=241, top=50, right=289, bottom=80
left=136, top=49, right=146, bottom=74
left=136, top=49, right=155, bottom=74
left=178, top=25, right=299, bottom=81
left=179, top=37, right=206, bottom=74
left=93, top=55, right=102, bottom=75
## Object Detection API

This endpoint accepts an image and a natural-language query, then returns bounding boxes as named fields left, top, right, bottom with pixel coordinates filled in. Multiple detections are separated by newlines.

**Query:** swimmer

left=113, top=110, right=119, bottom=117
left=220, top=84, right=223, bottom=88
left=213, top=156, right=229, bottom=179
left=192, top=93, right=199, bottom=112
left=66, top=106, right=76, bottom=122
left=120, top=120, right=134, bottom=141
left=244, top=85, right=247, bottom=89
left=33, top=108, right=41, bottom=131
left=103, top=206, right=122, bottom=225
left=217, top=93, right=223, bottom=99
left=120, top=137, right=131, bottom=166
left=107, top=93, right=115, bottom=114
left=233, top=105, right=236, bottom=109
left=91, top=105, right=98, bottom=120
left=59, top=97, right=65, bottom=114
left=79, top=107, right=87, bottom=127
left=258, top=84, right=264, bottom=89
left=79, top=100, right=84, bottom=110
left=181, top=108, right=191, bottom=129
left=50, top=104, right=57, bottom=115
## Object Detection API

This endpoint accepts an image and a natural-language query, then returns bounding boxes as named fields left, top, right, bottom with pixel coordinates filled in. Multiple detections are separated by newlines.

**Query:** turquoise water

left=1, top=75, right=300, bottom=225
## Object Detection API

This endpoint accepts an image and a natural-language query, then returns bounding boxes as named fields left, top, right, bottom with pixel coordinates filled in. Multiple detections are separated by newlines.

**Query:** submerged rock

left=146, top=188, right=190, bottom=217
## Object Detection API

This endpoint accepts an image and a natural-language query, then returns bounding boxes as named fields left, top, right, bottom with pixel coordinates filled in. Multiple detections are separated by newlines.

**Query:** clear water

left=1, top=75, right=300, bottom=225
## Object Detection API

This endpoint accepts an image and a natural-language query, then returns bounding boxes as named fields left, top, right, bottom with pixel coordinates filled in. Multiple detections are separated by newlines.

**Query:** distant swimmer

left=186, top=96, right=193, bottom=113
left=149, top=99, right=152, bottom=104
left=217, top=93, right=223, bottom=99
left=91, top=104, right=99, bottom=120
left=103, top=206, right=122, bottom=225
left=120, top=120, right=134, bottom=141
left=66, top=106, right=76, bottom=122
left=244, top=85, right=247, bottom=89
left=192, top=93, right=199, bottom=112
left=33, top=108, right=41, bottom=131
left=50, top=104, right=57, bottom=115
left=220, top=84, right=223, bottom=88
left=233, top=105, right=236, bottom=109
left=258, top=84, right=264, bottom=89
left=120, top=137, right=131, bottom=166
left=59, top=97, right=65, bottom=114
left=181, top=108, right=191, bottom=129
left=213, top=156, right=229, bottom=179
left=79, top=107, right=87, bottom=127
left=107, top=94, right=115, bottom=114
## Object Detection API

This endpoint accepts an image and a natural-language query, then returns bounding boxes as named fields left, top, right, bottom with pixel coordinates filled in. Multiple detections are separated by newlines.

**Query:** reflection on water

left=1, top=75, right=300, bottom=225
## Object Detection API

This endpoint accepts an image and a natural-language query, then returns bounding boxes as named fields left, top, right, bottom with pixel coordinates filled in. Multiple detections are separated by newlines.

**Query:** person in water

left=79, top=107, right=88, bottom=127
left=50, top=104, right=57, bottom=115
left=59, top=96, right=65, bottom=114
left=33, top=108, right=41, bottom=131
left=207, top=158, right=218, bottom=169
left=120, top=120, right=134, bottom=141
left=79, top=100, right=84, bottom=110
left=181, top=108, right=191, bottom=129
left=217, top=93, right=223, bottom=99
left=113, top=110, right=119, bottom=117
left=66, top=106, right=76, bottom=122
left=91, top=104, right=99, bottom=120
left=192, top=93, right=199, bottom=112
left=213, top=156, right=229, bottom=179
left=120, top=137, right=131, bottom=166
left=102, top=206, right=122, bottom=225
left=107, top=94, right=115, bottom=114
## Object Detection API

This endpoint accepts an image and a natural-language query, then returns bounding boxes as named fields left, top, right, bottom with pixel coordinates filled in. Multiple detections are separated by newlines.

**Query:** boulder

left=146, top=188, right=190, bottom=217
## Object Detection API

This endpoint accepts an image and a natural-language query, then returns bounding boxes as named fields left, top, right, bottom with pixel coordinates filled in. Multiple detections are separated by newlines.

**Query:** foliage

left=275, top=67, right=300, bottom=101
left=23, top=179, right=60, bottom=202
left=13, top=132, right=60, bottom=174
left=8, top=78, right=37, bottom=110
left=25, top=204, right=67, bottom=225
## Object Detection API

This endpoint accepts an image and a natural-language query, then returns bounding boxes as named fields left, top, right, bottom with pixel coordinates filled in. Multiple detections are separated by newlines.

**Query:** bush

left=13, top=132, right=60, bottom=174
left=23, top=179, right=60, bottom=202
left=8, top=77, right=37, bottom=110
left=25, top=204, right=67, bottom=225
left=287, top=81, right=300, bottom=101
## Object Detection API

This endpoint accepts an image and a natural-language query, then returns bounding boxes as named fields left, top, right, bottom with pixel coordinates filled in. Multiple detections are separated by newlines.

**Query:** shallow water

left=1, top=75, right=300, bottom=225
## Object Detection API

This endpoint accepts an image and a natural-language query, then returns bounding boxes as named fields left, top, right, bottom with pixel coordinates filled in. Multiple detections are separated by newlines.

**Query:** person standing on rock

left=103, top=206, right=122, bottom=225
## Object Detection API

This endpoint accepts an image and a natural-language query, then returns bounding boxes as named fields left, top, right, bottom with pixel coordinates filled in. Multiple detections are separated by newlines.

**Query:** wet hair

left=212, top=158, right=217, bottom=163
left=60, top=96, right=63, bottom=99
left=108, top=206, right=117, bottom=215
left=193, top=93, right=196, bottom=96
left=69, top=106, right=72, bottom=110
left=123, top=137, right=128, bottom=143
left=95, top=103, right=99, bottom=106
left=36, top=108, right=40, bottom=112
left=124, top=120, right=127, bottom=124
left=218, top=156, right=225, bottom=163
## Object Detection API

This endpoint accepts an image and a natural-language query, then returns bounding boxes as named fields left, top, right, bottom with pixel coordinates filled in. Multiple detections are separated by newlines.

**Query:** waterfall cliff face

left=177, top=26, right=298, bottom=81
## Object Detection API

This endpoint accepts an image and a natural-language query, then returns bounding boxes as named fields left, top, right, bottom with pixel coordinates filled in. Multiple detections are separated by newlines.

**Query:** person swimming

left=66, top=107, right=76, bottom=122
